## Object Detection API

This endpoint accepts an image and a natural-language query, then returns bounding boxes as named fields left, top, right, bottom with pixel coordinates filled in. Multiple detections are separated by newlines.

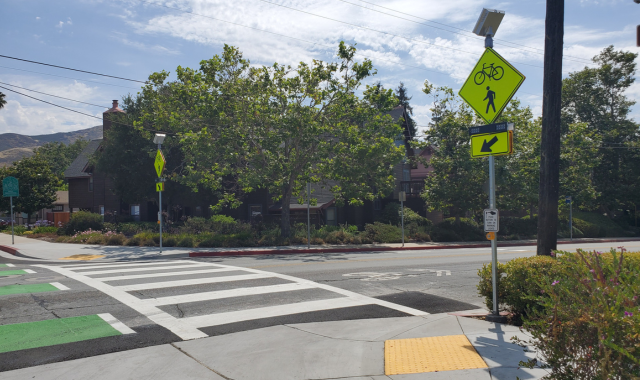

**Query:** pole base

left=485, top=313, right=508, bottom=323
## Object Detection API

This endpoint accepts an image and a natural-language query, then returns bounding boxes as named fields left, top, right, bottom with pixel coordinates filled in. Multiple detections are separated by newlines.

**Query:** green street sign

left=2, top=176, right=19, bottom=197
left=459, top=48, right=525, bottom=124
left=154, top=150, right=166, bottom=178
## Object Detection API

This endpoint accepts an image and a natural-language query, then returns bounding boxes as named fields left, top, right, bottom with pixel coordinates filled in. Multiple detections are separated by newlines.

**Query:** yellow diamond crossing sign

left=459, top=48, right=525, bottom=124
left=470, top=131, right=513, bottom=158
left=154, top=150, right=166, bottom=178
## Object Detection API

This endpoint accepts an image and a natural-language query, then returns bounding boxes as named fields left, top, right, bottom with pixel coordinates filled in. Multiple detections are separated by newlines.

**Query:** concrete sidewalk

left=2, top=231, right=638, bottom=262
left=0, top=312, right=547, bottom=380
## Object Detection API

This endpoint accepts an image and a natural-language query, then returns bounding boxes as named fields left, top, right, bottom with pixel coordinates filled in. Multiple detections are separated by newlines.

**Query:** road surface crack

left=170, top=343, right=234, bottom=380
left=283, top=324, right=377, bottom=343
left=175, top=304, right=184, bottom=318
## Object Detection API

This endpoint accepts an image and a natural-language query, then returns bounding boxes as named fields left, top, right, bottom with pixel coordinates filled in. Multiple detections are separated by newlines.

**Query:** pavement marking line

left=0, top=263, right=16, bottom=267
left=75, top=263, right=211, bottom=276
left=195, top=261, right=430, bottom=316
left=50, top=282, right=70, bottom=290
left=116, top=273, right=274, bottom=292
left=59, top=254, right=105, bottom=261
left=146, top=283, right=318, bottom=306
left=62, top=260, right=211, bottom=270
left=35, top=265, right=208, bottom=340
left=97, top=313, right=136, bottom=334
left=0, top=270, right=35, bottom=276
left=0, top=283, right=60, bottom=296
left=94, top=267, right=238, bottom=281
left=24, top=269, right=36, bottom=273
left=182, top=296, right=371, bottom=328
left=385, top=335, right=488, bottom=375
left=0, top=314, right=126, bottom=353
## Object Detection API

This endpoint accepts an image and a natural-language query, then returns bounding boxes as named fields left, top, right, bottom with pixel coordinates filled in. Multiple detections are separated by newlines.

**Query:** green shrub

left=429, top=228, right=460, bottom=242
left=105, top=234, right=126, bottom=246
left=431, top=218, right=483, bottom=242
left=86, top=234, right=106, bottom=245
left=163, top=236, right=177, bottom=247
left=499, top=216, right=537, bottom=237
left=412, top=231, right=431, bottom=242
left=126, top=235, right=142, bottom=246
left=364, top=222, right=402, bottom=243
left=177, top=235, right=195, bottom=248
left=117, top=222, right=156, bottom=236
left=65, top=211, right=104, bottom=234
left=11, top=226, right=27, bottom=235
left=477, top=255, right=559, bottom=319
left=379, top=203, right=430, bottom=226
left=515, top=249, right=640, bottom=378
left=32, top=226, right=59, bottom=234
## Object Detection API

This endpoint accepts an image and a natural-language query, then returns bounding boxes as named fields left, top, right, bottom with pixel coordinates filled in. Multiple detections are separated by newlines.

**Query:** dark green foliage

left=177, top=235, right=195, bottom=247
left=430, top=218, right=483, bottom=242
left=35, top=140, right=89, bottom=182
left=379, top=203, right=429, bottom=226
left=364, top=222, right=402, bottom=243
left=499, top=216, right=538, bottom=238
left=64, top=211, right=104, bottom=234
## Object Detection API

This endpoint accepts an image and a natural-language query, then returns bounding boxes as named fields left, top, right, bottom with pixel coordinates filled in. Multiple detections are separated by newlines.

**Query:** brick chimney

left=103, top=100, right=125, bottom=134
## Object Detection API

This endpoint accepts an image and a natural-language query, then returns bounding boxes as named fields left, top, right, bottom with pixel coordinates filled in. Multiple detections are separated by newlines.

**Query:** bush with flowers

left=479, top=248, right=640, bottom=378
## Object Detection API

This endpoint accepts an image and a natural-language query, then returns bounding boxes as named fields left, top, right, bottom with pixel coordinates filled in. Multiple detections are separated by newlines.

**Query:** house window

left=53, top=205, right=64, bottom=212
left=99, top=206, right=105, bottom=220
left=326, top=207, right=337, bottom=225
left=88, top=176, right=94, bottom=192
left=374, top=199, right=382, bottom=211
left=249, top=204, right=263, bottom=222
left=130, top=205, right=140, bottom=222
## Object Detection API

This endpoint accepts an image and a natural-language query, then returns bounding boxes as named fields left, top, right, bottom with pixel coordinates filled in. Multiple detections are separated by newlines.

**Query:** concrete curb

left=188, top=237, right=640, bottom=258
left=0, top=245, right=19, bottom=255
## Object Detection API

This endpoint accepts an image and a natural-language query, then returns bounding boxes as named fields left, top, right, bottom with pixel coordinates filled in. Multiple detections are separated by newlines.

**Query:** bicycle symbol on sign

left=474, top=62, right=504, bottom=85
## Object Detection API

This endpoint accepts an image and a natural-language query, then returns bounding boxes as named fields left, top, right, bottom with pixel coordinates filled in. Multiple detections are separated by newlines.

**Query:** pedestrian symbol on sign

left=484, top=87, right=496, bottom=114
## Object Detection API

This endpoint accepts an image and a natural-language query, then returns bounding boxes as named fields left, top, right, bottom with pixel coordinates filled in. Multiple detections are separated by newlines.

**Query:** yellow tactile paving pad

left=385, top=335, right=488, bottom=375
left=59, top=254, right=105, bottom=261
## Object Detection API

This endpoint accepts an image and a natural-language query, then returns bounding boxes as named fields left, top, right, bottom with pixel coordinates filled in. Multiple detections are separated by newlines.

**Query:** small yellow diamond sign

left=154, top=150, right=165, bottom=177
left=459, top=48, right=525, bottom=124
left=470, top=131, right=513, bottom=158
left=156, top=182, right=164, bottom=192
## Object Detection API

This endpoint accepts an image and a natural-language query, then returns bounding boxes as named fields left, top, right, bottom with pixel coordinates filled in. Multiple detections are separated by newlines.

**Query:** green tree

left=0, top=155, right=59, bottom=223
left=395, top=82, right=417, bottom=138
left=136, top=43, right=404, bottom=237
left=0, top=92, right=6, bottom=109
left=420, top=83, right=487, bottom=218
left=35, top=140, right=89, bottom=182
left=562, top=46, right=639, bottom=215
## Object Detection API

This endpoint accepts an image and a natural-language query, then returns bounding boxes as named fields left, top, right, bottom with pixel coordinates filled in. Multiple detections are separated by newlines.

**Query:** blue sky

left=1, top=0, right=638, bottom=136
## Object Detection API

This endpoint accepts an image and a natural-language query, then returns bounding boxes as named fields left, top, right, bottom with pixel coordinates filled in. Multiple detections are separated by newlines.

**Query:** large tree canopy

left=133, top=43, right=404, bottom=237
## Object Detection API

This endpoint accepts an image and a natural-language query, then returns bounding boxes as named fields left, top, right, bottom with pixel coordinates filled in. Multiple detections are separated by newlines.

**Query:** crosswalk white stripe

left=65, top=260, right=211, bottom=271
left=50, top=282, right=70, bottom=290
left=116, top=273, right=274, bottom=292
left=98, top=313, right=136, bottom=334
left=145, top=283, right=318, bottom=306
left=76, top=263, right=209, bottom=276
left=6, top=263, right=15, bottom=267
left=96, top=267, right=239, bottom=282
left=198, top=263, right=430, bottom=316
left=182, top=297, right=370, bottom=328
left=24, top=269, right=36, bottom=274
left=35, top=265, right=207, bottom=340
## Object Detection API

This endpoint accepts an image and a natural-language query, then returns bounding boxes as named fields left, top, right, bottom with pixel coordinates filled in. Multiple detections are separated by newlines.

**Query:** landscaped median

left=477, top=248, right=640, bottom=378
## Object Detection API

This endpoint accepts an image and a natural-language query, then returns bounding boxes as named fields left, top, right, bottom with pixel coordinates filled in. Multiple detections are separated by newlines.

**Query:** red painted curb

left=0, top=245, right=19, bottom=256
left=188, top=238, right=639, bottom=258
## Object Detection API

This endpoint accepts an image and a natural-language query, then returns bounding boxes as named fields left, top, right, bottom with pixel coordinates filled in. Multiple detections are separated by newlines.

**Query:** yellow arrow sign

left=156, top=182, right=164, bottom=192
left=154, top=150, right=165, bottom=178
left=471, top=131, right=513, bottom=158
left=459, top=48, right=525, bottom=124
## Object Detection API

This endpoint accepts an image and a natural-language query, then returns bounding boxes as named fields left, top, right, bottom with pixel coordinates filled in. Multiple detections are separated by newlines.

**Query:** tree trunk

left=280, top=190, right=292, bottom=238
left=537, top=0, right=564, bottom=256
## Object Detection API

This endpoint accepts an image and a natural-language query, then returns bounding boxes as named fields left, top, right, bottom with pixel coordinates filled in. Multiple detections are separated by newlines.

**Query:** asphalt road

left=0, top=240, right=636, bottom=372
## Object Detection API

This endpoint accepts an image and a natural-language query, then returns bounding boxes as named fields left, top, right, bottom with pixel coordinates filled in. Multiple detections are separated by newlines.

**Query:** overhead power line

left=251, top=0, right=544, bottom=69
left=0, top=85, right=174, bottom=135
left=0, top=65, right=141, bottom=90
left=337, top=0, right=593, bottom=65
left=0, top=82, right=107, bottom=108
left=0, top=55, right=148, bottom=84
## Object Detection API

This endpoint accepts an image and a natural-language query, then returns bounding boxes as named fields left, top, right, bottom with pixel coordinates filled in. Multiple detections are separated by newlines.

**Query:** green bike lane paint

left=0, top=264, right=16, bottom=268
left=0, top=269, right=36, bottom=276
left=0, top=313, right=135, bottom=353
left=0, top=282, right=69, bottom=296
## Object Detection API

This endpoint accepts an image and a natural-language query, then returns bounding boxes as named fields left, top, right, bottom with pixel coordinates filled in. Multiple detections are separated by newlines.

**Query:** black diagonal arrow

left=481, top=135, right=499, bottom=152
left=488, top=211, right=497, bottom=215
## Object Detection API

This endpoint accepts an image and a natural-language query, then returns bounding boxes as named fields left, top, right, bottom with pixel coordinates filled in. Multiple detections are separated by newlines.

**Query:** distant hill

left=0, top=126, right=102, bottom=166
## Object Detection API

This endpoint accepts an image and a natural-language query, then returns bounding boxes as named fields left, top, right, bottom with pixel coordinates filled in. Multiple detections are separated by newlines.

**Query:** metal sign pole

left=10, top=196, right=14, bottom=245
left=158, top=143, right=163, bottom=253
left=307, top=182, right=311, bottom=249
left=570, top=198, right=573, bottom=241
left=401, top=199, right=405, bottom=247
left=489, top=155, right=498, bottom=316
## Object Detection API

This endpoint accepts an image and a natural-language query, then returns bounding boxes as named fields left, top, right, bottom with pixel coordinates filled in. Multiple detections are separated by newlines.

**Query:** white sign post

left=483, top=209, right=499, bottom=232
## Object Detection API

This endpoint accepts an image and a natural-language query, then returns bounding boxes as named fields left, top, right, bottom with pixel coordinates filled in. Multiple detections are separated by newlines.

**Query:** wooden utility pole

left=537, top=0, right=564, bottom=256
